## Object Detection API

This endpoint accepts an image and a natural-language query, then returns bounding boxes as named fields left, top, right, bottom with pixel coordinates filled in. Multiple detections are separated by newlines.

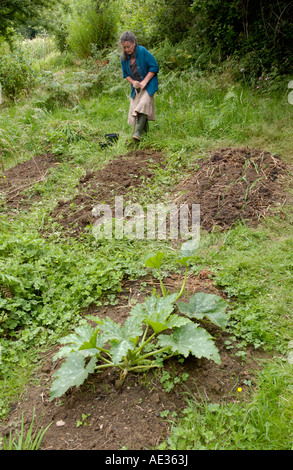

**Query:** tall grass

left=22, top=36, right=57, bottom=63
left=66, top=0, right=119, bottom=58
left=1, top=46, right=292, bottom=170
left=154, top=70, right=293, bottom=159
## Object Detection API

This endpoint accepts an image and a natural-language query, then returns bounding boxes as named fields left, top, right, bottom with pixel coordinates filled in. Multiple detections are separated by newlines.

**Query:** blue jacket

left=121, top=45, right=159, bottom=99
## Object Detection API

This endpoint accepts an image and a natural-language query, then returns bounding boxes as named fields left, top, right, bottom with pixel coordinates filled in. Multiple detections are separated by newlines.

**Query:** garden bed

left=1, top=273, right=267, bottom=450
left=48, top=146, right=291, bottom=236
left=172, top=147, right=290, bottom=231
left=0, top=146, right=291, bottom=450
left=1, top=147, right=290, bottom=234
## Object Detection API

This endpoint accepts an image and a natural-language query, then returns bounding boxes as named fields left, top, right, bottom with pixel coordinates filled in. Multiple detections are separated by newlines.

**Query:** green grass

left=0, top=408, right=52, bottom=450
left=190, top=216, right=293, bottom=353
left=160, top=359, right=293, bottom=450
left=0, top=45, right=293, bottom=448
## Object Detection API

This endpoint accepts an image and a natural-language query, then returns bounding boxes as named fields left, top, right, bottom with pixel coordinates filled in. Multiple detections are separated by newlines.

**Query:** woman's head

left=120, top=32, right=137, bottom=59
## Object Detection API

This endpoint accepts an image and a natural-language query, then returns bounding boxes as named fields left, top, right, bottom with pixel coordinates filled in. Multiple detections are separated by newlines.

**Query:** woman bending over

left=120, top=32, right=159, bottom=141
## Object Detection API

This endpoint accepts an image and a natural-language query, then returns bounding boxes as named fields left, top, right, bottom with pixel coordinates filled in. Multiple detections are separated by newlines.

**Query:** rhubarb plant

left=50, top=240, right=229, bottom=400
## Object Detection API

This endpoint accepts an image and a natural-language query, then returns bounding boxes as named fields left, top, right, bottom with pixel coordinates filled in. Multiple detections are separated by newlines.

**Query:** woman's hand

left=139, top=80, right=147, bottom=89
left=133, top=80, right=141, bottom=89
left=140, top=72, right=155, bottom=90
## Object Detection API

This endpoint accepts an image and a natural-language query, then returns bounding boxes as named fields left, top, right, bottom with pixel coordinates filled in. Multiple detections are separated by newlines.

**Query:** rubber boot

left=133, top=113, right=148, bottom=141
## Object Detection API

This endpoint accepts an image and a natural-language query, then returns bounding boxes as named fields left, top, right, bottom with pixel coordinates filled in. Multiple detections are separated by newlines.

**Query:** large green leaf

left=122, top=315, right=144, bottom=341
left=101, top=315, right=144, bottom=365
left=146, top=313, right=190, bottom=334
left=158, top=323, right=221, bottom=364
left=131, top=293, right=177, bottom=319
left=144, top=252, right=165, bottom=269
left=99, top=316, right=124, bottom=342
left=177, top=292, right=228, bottom=329
left=53, top=324, right=102, bottom=360
left=109, top=339, right=134, bottom=365
left=130, top=293, right=180, bottom=333
left=59, top=324, right=95, bottom=346
left=100, top=315, right=143, bottom=343
left=50, top=353, right=97, bottom=400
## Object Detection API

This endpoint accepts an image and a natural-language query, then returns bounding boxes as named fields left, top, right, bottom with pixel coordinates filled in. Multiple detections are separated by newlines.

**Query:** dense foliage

left=1, top=0, right=292, bottom=83
left=0, top=41, right=35, bottom=98
left=65, top=0, right=119, bottom=58
left=134, top=0, right=293, bottom=76
left=189, top=0, right=293, bottom=75
left=0, top=0, right=56, bottom=38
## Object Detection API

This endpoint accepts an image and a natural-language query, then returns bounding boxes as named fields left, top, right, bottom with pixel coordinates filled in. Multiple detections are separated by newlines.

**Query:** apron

left=128, top=89, right=155, bottom=132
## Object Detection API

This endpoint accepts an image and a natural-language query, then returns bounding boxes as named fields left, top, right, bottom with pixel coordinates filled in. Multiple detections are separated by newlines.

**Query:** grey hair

left=120, top=31, right=137, bottom=45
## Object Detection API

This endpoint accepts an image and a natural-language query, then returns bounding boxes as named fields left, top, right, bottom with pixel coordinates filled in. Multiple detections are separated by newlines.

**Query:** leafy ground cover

left=0, top=46, right=293, bottom=450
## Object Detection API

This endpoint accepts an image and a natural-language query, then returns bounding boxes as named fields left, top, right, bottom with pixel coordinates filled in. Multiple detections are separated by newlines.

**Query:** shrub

left=0, top=43, right=35, bottom=99
left=66, top=0, right=119, bottom=58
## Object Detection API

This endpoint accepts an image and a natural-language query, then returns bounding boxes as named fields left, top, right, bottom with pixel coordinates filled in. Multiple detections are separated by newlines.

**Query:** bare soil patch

left=0, top=154, right=60, bottom=211
left=1, top=273, right=267, bottom=451
left=48, top=149, right=165, bottom=236
left=1, top=148, right=290, bottom=234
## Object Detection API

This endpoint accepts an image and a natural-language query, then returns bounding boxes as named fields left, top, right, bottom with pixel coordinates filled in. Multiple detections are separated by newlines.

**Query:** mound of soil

left=48, top=147, right=290, bottom=237
left=172, top=147, right=290, bottom=231
left=48, top=150, right=165, bottom=236
left=0, top=154, right=60, bottom=211
left=1, top=147, right=290, bottom=235
left=0, top=273, right=267, bottom=451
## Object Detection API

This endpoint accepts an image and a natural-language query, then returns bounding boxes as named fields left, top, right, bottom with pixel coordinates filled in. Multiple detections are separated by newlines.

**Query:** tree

left=0, top=0, right=57, bottom=38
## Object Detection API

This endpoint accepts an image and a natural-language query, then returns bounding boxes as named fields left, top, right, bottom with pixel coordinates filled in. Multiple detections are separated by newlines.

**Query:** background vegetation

left=0, top=0, right=292, bottom=450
